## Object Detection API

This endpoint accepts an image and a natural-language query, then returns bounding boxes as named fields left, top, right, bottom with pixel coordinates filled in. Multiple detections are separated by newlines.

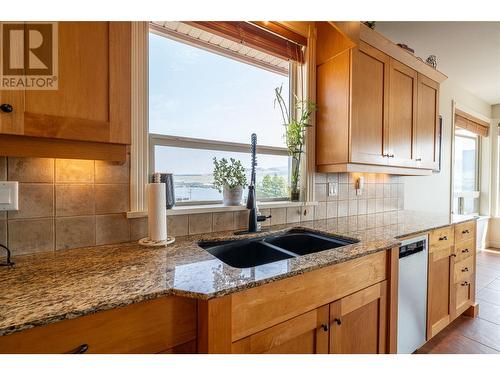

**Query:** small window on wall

left=453, top=128, right=480, bottom=215
left=148, top=25, right=293, bottom=205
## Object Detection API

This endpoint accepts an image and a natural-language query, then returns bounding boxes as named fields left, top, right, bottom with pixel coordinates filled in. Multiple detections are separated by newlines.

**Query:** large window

left=149, top=31, right=291, bottom=205
left=453, top=128, right=480, bottom=214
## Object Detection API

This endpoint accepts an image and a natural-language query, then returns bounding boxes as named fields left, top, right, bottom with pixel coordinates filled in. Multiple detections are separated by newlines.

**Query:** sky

left=149, top=32, right=290, bottom=175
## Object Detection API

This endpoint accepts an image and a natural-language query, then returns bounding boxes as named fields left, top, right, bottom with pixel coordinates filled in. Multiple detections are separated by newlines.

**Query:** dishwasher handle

left=399, top=240, right=426, bottom=259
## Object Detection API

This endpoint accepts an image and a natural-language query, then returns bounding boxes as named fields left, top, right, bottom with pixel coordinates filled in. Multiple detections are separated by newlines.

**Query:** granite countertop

left=0, top=210, right=476, bottom=336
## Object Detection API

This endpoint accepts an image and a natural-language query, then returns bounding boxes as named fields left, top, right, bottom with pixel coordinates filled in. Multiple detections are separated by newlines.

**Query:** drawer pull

left=462, top=267, right=469, bottom=272
left=333, top=318, right=342, bottom=326
left=450, top=253, right=457, bottom=258
left=66, top=344, right=89, bottom=354
left=320, top=324, right=329, bottom=332
left=415, top=158, right=422, bottom=162
left=462, top=248, right=470, bottom=254
left=0, top=103, right=13, bottom=113
left=439, top=236, right=448, bottom=241
left=461, top=281, right=469, bottom=286
left=462, top=229, right=470, bottom=234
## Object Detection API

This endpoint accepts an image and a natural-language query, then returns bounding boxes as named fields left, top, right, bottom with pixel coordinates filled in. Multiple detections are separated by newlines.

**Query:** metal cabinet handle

left=320, top=324, right=329, bottom=332
left=450, top=253, right=457, bottom=258
left=461, top=281, right=469, bottom=286
left=462, top=248, right=469, bottom=253
left=462, top=229, right=470, bottom=234
left=333, top=318, right=342, bottom=325
left=389, top=154, right=395, bottom=158
left=462, top=267, right=469, bottom=272
left=415, top=158, right=422, bottom=162
left=0, top=104, right=13, bottom=113
left=439, top=236, right=448, bottom=241
left=66, top=344, right=89, bottom=354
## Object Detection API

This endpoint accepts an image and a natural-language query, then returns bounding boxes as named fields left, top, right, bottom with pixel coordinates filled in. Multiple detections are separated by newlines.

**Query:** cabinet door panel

left=388, top=59, right=417, bottom=167
left=415, top=74, right=439, bottom=169
left=427, top=246, right=453, bottom=339
left=351, top=42, right=389, bottom=165
left=329, top=281, right=387, bottom=354
left=232, top=306, right=329, bottom=354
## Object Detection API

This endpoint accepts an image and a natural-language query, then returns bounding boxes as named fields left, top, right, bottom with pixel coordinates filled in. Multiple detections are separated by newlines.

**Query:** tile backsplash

left=0, top=160, right=404, bottom=257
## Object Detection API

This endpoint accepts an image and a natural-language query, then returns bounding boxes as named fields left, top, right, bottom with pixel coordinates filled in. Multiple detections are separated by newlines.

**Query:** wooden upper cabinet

left=0, top=22, right=131, bottom=161
left=329, top=281, right=388, bottom=354
left=350, top=41, right=389, bottom=166
left=387, top=58, right=417, bottom=167
left=415, top=74, right=440, bottom=170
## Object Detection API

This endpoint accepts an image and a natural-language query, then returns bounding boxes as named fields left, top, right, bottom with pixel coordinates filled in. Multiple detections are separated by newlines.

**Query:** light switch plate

left=0, top=181, right=18, bottom=211
left=328, top=182, right=338, bottom=197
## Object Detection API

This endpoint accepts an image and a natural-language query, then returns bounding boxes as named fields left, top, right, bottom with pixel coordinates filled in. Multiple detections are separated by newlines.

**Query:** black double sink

left=198, top=228, right=359, bottom=269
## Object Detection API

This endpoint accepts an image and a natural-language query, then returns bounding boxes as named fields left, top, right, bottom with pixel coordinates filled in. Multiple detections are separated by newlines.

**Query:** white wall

left=375, top=24, right=492, bottom=215
left=488, top=104, right=500, bottom=247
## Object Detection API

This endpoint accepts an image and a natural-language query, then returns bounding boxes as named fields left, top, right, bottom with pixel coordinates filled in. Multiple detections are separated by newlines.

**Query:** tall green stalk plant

left=274, top=85, right=316, bottom=201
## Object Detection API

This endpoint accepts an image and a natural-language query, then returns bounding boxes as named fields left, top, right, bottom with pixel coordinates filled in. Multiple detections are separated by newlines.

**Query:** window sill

left=126, top=200, right=318, bottom=218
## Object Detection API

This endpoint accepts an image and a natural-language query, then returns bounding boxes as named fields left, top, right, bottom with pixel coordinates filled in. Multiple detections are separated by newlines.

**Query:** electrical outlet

left=0, top=181, right=19, bottom=211
left=328, top=182, right=338, bottom=197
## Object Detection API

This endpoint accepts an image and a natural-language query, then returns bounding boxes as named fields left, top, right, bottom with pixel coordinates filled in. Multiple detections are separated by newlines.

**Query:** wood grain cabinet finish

left=329, top=281, right=387, bottom=354
left=315, top=23, right=441, bottom=174
left=0, top=22, right=131, bottom=161
left=426, top=221, right=477, bottom=340
left=0, top=296, right=197, bottom=354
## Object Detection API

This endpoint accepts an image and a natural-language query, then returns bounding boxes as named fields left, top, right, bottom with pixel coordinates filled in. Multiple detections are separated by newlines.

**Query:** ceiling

left=376, top=22, right=500, bottom=105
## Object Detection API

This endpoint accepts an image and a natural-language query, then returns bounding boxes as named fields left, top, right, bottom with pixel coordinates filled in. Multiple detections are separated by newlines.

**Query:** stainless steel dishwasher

left=397, top=235, right=428, bottom=354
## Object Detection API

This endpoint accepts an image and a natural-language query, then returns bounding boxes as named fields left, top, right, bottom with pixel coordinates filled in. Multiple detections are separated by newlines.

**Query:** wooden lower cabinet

left=426, top=221, right=477, bottom=340
left=329, top=281, right=387, bottom=354
left=0, top=296, right=197, bottom=354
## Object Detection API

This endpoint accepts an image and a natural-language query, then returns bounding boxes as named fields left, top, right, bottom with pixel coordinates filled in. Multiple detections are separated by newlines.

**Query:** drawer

left=429, top=226, right=454, bottom=252
left=453, top=256, right=474, bottom=284
left=455, top=221, right=475, bottom=243
left=454, top=238, right=475, bottom=262
left=0, top=296, right=197, bottom=354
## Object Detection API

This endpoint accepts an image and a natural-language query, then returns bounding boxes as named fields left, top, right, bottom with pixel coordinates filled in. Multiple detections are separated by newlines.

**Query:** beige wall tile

left=56, top=184, right=95, bottom=217
left=189, top=213, right=213, bottom=234
left=327, top=201, right=338, bottom=218
left=95, top=184, right=129, bottom=214
left=56, top=216, right=95, bottom=250
left=8, top=183, right=54, bottom=219
left=55, top=159, right=94, bottom=183
left=168, top=215, right=188, bottom=237
left=96, top=214, right=130, bottom=245
left=130, top=217, right=148, bottom=241
left=8, top=218, right=54, bottom=255
left=314, top=202, right=326, bottom=220
left=327, top=173, right=338, bottom=183
left=338, top=184, right=349, bottom=200
left=314, top=183, right=327, bottom=202
left=0, top=220, right=6, bottom=247
left=357, top=215, right=367, bottom=230
left=358, top=199, right=367, bottom=215
left=286, top=207, right=301, bottom=224
left=315, top=173, right=327, bottom=183
left=270, top=207, right=286, bottom=225
left=0, top=157, right=6, bottom=180
left=8, top=157, right=54, bottom=182
left=213, top=212, right=234, bottom=232
left=95, top=160, right=129, bottom=184
left=338, top=200, right=348, bottom=217
left=234, top=210, right=248, bottom=230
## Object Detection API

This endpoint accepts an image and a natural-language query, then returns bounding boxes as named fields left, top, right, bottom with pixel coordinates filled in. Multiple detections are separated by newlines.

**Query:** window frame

left=149, top=133, right=291, bottom=206
left=148, top=30, right=295, bottom=206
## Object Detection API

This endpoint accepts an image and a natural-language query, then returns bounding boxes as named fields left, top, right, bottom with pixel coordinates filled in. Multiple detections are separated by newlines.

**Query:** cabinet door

left=231, top=306, right=330, bottom=354
left=387, top=59, right=417, bottom=167
left=427, top=245, right=454, bottom=340
left=329, top=281, right=387, bottom=354
left=350, top=42, right=390, bottom=165
left=9, top=22, right=131, bottom=144
left=415, top=74, right=439, bottom=169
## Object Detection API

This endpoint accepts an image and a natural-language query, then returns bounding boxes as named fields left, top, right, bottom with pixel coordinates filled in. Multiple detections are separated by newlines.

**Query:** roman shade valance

left=185, top=21, right=306, bottom=63
left=455, top=109, right=489, bottom=137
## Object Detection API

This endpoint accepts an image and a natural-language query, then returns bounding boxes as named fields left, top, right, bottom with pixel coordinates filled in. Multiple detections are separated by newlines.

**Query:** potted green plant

left=274, top=85, right=316, bottom=201
left=213, top=157, right=247, bottom=206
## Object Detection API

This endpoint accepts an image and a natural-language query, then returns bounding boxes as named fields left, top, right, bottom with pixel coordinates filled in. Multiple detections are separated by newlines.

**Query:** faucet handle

left=257, top=215, right=271, bottom=222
